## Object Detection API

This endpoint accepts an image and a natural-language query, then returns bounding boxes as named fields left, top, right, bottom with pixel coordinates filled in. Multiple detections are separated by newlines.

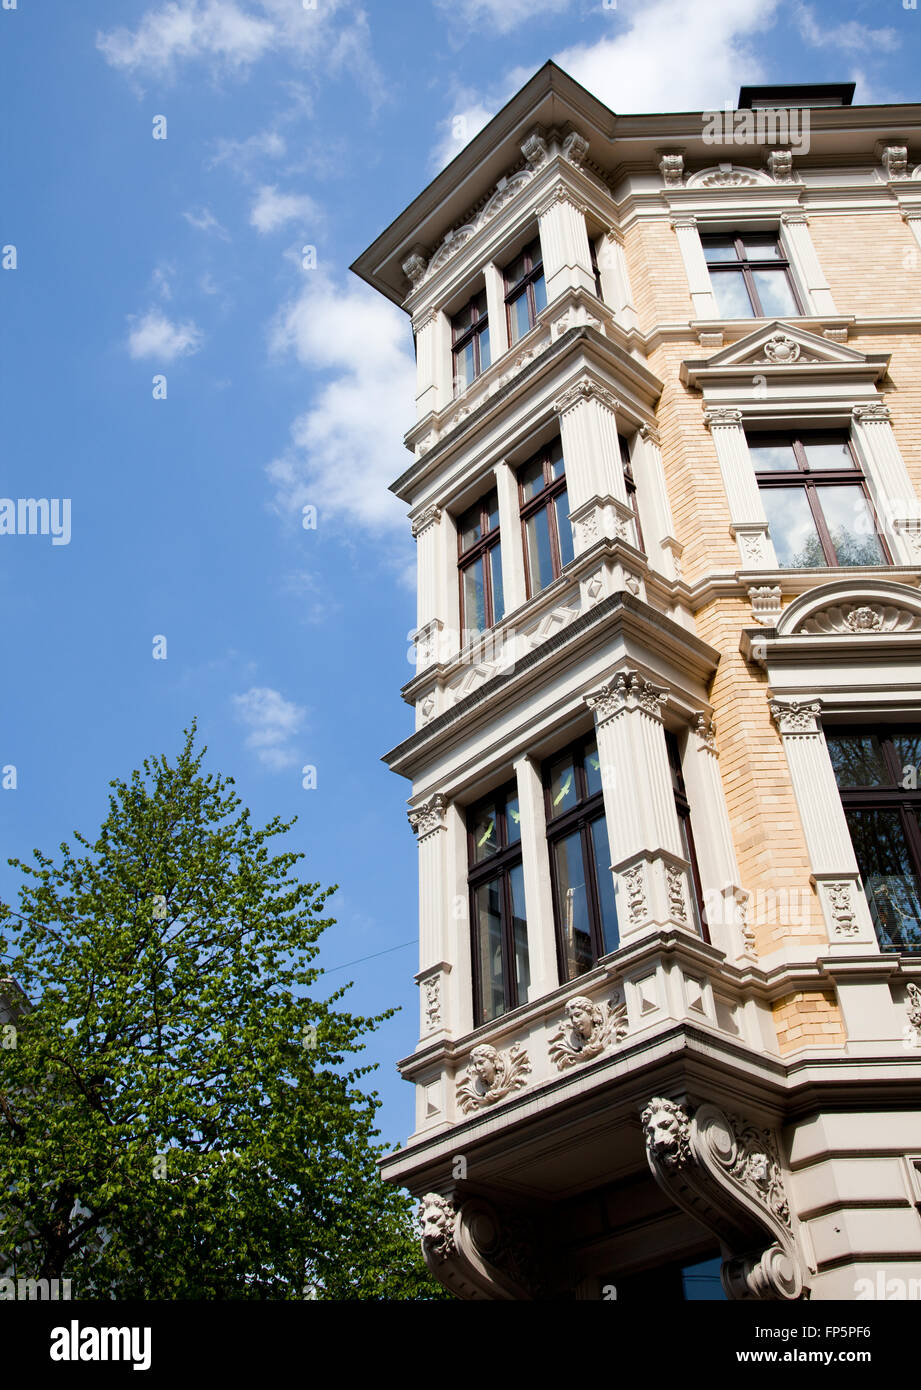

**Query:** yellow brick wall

left=622, top=219, right=694, bottom=327
left=807, top=213, right=921, bottom=320
left=772, top=991, right=847, bottom=1054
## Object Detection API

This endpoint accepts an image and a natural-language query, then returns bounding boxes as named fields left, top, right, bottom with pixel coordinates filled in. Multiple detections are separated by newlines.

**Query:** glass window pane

left=525, top=237, right=541, bottom=268
left=483, top=489, right=500, bottom=533
left=489, top=543, right=504, bottom=624
left=554, top=490, right=574, bottom=568
left=533, top=273, right=547, bottom=314
left=827, top=733, right=890, bottom=788
left=751, top=267, right=798, bottom=317
left=554, top=831, right=593, bottom=981
left=505, top=792, right=521, bottom=844
left=472, top=803, right=499, bottom=861
left=583, top=741, right=602, bottom=798
left=473, top=289, right=487, bottom=319
left=801, top=438, right=853, bottom=471
left=816, top=486, right=885, bottom=566
left=508, top=863, right=530, bottom=1004
left=710, top=268, right=756, bottom=318
left=845, top=808, right=921, bottom=952
left=761, top=486, right=827, bottom=567
left=742, top=235, right=782, bottom=260
left=453, top=341, right=475, bottom=393
left=508, top=290, right=532, bottom=344
left=519, top=458, right=545, bottom=503
left=676, top=813, right=703, bottom=935
left=505, top=250, right=527, bottom=289
left=702, top=237, right=739, bottom=263
left=748, top=440, right=799, bottom=472
left=548, top=755, right=578, bottom=815
left=462, top=555, right=487, bottom=631
left=452, top=302, right=474, bottom=336
left=458, top=505, right=481, bottom=551
left=892, top=731, right=921, bottom=779
left=525, top=506, right=555, bottom=592
left=548, top=439, right=565, bottom=480
left=478, top=326, right=491, bottom=371
left=590, top=816, right=619, bottom=954
left=474, top=878, right=505, bottom=1021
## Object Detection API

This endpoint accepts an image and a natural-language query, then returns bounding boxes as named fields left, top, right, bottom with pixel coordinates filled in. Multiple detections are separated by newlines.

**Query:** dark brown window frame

left=543, top=734, right=617, bottom=980
left=828, top=726, right=921, bottom=954
left=590, top=238, right=603, bottom=300
left=749, top=429, right=891, bottom=568
left=701, top=231, right=803, bottom=318
left=518, top=440, right=571, bottom=597
left=504, top=237, right=545, bottom=341
left=457, top=490, right=502, bottom=635
left=451, top=289, right=490, bottom=395
left=666, top=731, right=709, bottom=943
left=467, top=782, right=527, bottom=1024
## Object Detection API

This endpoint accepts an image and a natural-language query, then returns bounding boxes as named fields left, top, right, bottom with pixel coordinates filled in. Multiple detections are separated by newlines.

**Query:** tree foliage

left=0, top=727, right=444, bottom=1299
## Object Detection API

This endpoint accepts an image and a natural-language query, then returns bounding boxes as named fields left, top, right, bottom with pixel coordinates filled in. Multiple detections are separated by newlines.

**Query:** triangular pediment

left=701, top=321, right=869, bottom=369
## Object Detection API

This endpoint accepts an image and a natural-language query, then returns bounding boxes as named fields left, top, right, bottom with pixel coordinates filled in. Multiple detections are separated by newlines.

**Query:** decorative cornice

left=561, top=130, right=589, bottom=168
left=412, top=306, right=438, bottom=333
left=799, top=602, right=921, bottom=635
left=851, top=402, right=891, bottom=424
left=585, top=669, right=668, bottom=726
left=520, top=128, right=548, bottom=169
left=770, top=698, right=823, bottom=735
left=552, top=377, right=620, bottom=417
left=402, top=247, right=429, bottom=286
left=536, top=183, right=588, bottom=218
left=410, top=504, right=442, bottom=538
left=407, top=793, right=447, bottom=838
left=704, top=407, right=743, bottom=430
left=879, top=144, right=910, bottom=180
left=780, top=210, right=809, bottom=226
left=767, top=150, right=795, bottom=183
left=670, top=214, right=698, bottom=231
left=658, top=151, right=685, bottom=187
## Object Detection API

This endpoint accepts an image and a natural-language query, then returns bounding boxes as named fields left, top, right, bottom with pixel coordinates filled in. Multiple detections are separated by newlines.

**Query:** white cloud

left=209, top=128, right=287, bottom=170
left=431, top=102, right=494, bottom=172
left=127, top=310, right=203, bottom=360
left=266, top=272, right=414, bottom=534
left=435, top=0, right=572, bottom=34
left=250, top=185, right=319, bottom=234
left=183, top=206, right=231, bottom=239
left=231, top=686, right=306, bottom=770
left=795, top=4, right=899, bottom=53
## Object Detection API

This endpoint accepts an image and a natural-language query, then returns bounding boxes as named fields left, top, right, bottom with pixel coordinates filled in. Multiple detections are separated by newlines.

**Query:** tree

left=0, top=727, right=446, bottom=1299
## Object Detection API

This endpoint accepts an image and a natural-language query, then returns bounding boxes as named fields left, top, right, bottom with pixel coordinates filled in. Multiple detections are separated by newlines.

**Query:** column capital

left=901, top=206, right=921, bottom=224
left=770, top=698, right=823, bottom=736
left=692, top=713, right=718, bottom=752
left=704, top=407, right=743, bottom=430
left=780, top=209, right=809, bottom=226
left=851, top=402, right=891, bottom=425
left=670, top=214, right=698, bottom=231
left=639, top=421, right=660, bottom=446
left=536, top=183, right=588, bottom=219
left=585, top=670, right=669, bottom=727
left=412, top=305, right=438, bottom=332
left=553, top=376, right=620, bottom=418
left=408, top=794, right=448, bottom=840
left=411, top=504, right=442, bottom=539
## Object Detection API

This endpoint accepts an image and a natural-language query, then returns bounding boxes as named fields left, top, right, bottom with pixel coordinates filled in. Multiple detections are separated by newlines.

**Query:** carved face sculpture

left=470, top=1045, right=498, bottom=1088
left=566, top=997, right=596, bottom=1043
left=747, top=1152, right=771, bottom=1188
left=419, top=1194, right=453, bottom=1260
left=642, top=1098, right=689, bottom=1168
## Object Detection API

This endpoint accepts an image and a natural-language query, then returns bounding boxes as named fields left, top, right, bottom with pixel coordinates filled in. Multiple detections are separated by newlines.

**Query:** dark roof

left=738, top=83, right=856, bottom=110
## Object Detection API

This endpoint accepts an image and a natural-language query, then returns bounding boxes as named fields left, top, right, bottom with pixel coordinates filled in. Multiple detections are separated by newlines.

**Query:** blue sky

left=0, top=0, right=917, bottom=1149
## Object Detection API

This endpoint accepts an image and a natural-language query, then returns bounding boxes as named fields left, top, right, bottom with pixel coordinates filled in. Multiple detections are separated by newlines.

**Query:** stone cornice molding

left=704, top=407, right=743, bottom=430
left=670, top=213, right=698, bottom=231
left=407, top=793, right=447, bottom=839
left=411, top=305, right=439, bottom=333
left=658, top=151, right=685, bottom=187
left=585, top=669, right=669, bottom=726
left=410, top=504, right=442, bottom=538
left=780, top=209, right=809, bottom=226
left=851, top=402, right=891, bottom=424
left=552, top=376, right=620, bottom=417
left=642, top=1097, right=806, bottom=1301
left=535, top=182, right=589, bottom=219
left=770, top=698, right=823, bottom=735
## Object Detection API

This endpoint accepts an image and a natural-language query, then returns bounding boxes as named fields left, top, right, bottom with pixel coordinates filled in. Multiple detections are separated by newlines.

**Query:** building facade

left=353, top=65, right=921, bottom=1301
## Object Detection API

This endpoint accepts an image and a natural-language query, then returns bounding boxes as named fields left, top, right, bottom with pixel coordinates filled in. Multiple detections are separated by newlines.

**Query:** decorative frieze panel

left=642, top=1097, right=806, bottom=1300
left=799, top=602, right=921, bottom=635
left=456, top=1042, right=531, bottom=1113
left=908, top=982, right=921, bottom=1032
left=749, top=586, right=782, bottom=625
left=548, top=990, right=628, bottom=1070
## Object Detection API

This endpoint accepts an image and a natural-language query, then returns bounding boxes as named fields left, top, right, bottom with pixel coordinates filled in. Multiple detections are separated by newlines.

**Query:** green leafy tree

left=0, top=727, right=446, bottom=1299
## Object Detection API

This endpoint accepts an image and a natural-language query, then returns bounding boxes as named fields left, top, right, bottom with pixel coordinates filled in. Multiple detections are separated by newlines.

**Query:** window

left=666, top=732, right=708, bottom=941
left=701, top=232, right=801, bottom=319
left=591, top=239, right=603, bottom=300
left=458, top=489, right=504, bottom=636
left=468, top=784, right=530, bottom=1024
left=518, top=439, right=575, bottom=596
left=619, top=433, right=644, bottom=552
left=451, top=290, right=490, bottom=395
left=748, top=431, right=888, bottom=569
left=827, top=728, right=921, bottom=953
left=544, top=737, right=619, bottom=982
left=504, top=237, right=547, bottom=345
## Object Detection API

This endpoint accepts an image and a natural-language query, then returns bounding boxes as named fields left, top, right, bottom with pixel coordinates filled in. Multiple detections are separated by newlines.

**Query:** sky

left=0, top=0, right=918, bottom=1151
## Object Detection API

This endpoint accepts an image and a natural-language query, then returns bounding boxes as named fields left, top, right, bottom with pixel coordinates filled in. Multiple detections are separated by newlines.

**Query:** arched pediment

left=686, top=164, right=774, bottom=189
left=776, top=579, right=921, bottom=637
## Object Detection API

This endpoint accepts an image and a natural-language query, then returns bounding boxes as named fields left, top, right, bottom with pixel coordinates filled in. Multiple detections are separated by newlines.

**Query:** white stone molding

left=514, top=755, right=558, bottom=1001
left=548, top=990, right=628, bottom=1070
left=767, top=150, right=795, bottom=183
left=680, top=717, right=749, bottom=960
left=756, top=331, right=812, bottom=364
left=908, top=983, right=921, bottom=1032
left=800, top=603, right=921, bottom=635
left=482, top=259, right=509, bottom=361
left=554, top=378, right=631, bottom=552
left=585, top=670, right=668, bottom=726
left=641, top=1097, right=807, bottom=1300
left=878, top=144, right=910, bottom=181
left=413, top=308, right=450, bottom=418
left=537, top=184, right=595, bottom=301
left=520, top=128, right=548, bottom=168
left=686, top=164, right=773, bottom=188
left=632, top=426, right=679, bottom=581
left=778, top=211, right=837, bottom=316
left=749, top=586, right=783, bottom=625
left=561, top=130, right=589, bottom=167
left=597, top=230, right=638, bottom=330
left=408, top=793, right=447, bottom=839
left=769, top=698, right=823, bottom=735
left=410, top=503, right=441, bottom=539
left=411, top=504, right=444, bottom=672
left=671, top=214, right=719, bottom=318
left=491, top=458, right=527, bottom=615
left=658, top=151, right=685, bottom=187
left=402, top=246, right=429, bottom=287
left=456, top=1041, right=531, bottom=1113
left=703, top=410, right=778, bottom=569
left=419, top=1193, right=543, bottom=1300
left=903, top=207, right=921, bottom=253
left=776, top=579, right=921, bottom=639
left=417, top=961, right=451, bottom=1036
left=850, top=404, right=921, bottom=565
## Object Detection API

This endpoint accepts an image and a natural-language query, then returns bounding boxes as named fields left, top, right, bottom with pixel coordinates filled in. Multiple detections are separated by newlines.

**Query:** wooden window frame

left=749, top=429, right=891, bottom=568
left=701, top=231, right=803, bottom=318
left=451, top=290, right=490, bottom=395
left=467, top=782, right=527, bottom=1023
left=504, top=237, right=545, bottom=342
left=518, top=440, right=571, bottom=597
left=543, top=735, right=617, bottom=979
left=457, top=490, right=502, bottom=635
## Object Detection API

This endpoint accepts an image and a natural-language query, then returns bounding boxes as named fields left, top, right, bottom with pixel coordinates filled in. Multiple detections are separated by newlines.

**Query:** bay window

left=451, top=289, right=490, bottom=394
left=504, top=237, right=546, bottom=345
left=518, top=439, right=574, bottom=596
left=468, top=784, right=530, bottom=1024
left=458, top=489, right=504, bottom=637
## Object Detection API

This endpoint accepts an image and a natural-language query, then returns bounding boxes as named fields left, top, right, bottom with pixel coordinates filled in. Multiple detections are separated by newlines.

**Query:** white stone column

left=439, top=509, right=461, bottom=662
left=408, top=793, right=452, bottom=1041
left=493, top=458, right=527, bottom=615
left=671, top=215, right=719, bottom=319
left=537, top=186, right=595, bottom=303
left=769, top=698, right=878, bottom=955
left=851, top=403, right=921, bottom=566
left=902, top=207, right=921, bottom=255
left=585, top=671, right=696, bottom=946
left=410, top=505, right=444, bottom=675
left=483, top=261, right=508, bottom=363
left=598, top=230, right=638, bottom=330
left=779, top=211, right=837, bottom=316
left=680, top=717, right=750, bottom=961
left=635, top=423, right=680, bottom=579
left=514, top=755, right=558, bottom=1001
left=554, top=378, right=637, bottom=555
left=704, top=408, right=778, bottom=569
